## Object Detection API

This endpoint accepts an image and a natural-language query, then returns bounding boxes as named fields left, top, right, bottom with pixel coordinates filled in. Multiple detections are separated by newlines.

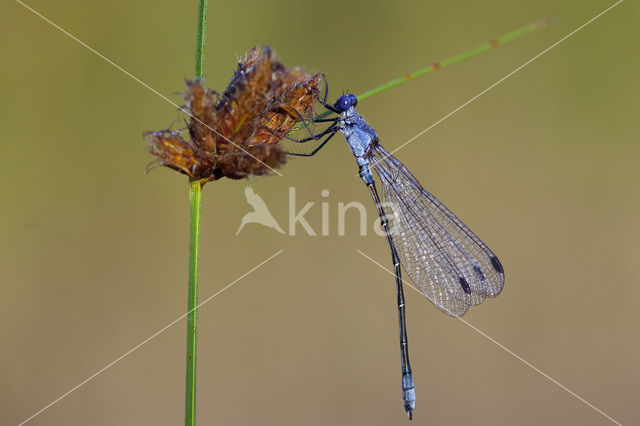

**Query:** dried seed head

left=145, top=129, right=218, bottom=179
left=146, top=46, right=321, bottom=183
left=252, top=73, right=322, bottom=145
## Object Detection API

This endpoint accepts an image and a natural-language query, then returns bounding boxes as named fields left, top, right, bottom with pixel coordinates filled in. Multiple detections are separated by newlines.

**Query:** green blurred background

left=2, top=0, right=638, bottom=425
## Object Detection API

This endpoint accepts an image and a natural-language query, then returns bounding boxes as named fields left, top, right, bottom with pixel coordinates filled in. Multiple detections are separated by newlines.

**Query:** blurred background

left=1, top=0, right=638, bottom=425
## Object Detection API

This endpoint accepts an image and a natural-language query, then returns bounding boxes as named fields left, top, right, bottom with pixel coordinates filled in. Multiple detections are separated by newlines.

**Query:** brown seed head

left=146, top=47, right=321, bottom=183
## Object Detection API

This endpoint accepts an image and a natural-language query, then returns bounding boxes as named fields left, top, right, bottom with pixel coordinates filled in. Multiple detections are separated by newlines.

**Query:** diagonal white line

left=14, top=0, right=283, bottom=177
left=356, top=249, right=623, bottom=426
left=451, top=317, right=623, bottom=425
left=387, top=0, right=624, bottom=158
left=17, top=249, right=284, bottom=426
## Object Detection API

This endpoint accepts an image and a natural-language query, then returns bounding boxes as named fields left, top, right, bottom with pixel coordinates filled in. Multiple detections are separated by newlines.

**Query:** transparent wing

left=370, top=144, right=504, bottom=317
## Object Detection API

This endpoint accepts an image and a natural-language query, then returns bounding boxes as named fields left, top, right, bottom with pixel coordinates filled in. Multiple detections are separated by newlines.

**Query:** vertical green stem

left=194, top=0, right=208, bottom=79
left=186, top=2, right=207, bottom=425
left=185, top=179, right=202, bottom=426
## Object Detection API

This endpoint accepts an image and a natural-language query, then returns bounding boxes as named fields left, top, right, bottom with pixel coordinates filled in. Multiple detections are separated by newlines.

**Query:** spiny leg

left=317, top=98, right=342, bottom=114
left=270, top=120, right=339, bottom=144
left=320, top=73, right=329, bottom=105
left=285, top=128, right=339, bottom=157
left=314, top=76, right=341, bottom=114
left=264, top=102, right=340, bottom=143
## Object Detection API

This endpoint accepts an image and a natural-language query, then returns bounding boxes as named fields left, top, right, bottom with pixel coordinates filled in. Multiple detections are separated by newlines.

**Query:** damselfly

left=285, top=86, right=505, bottom=419
left=274, top=19, right=552, bottom=418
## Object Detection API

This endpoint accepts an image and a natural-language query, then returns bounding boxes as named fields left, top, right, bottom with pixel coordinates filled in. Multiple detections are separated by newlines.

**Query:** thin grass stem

left=301, top=18, right=553, bottom=124
left=194, top=0, right=208, bottom=79
left=186, top=1, right=208, bottom=425
left=185, top=178, right=202, bottom=426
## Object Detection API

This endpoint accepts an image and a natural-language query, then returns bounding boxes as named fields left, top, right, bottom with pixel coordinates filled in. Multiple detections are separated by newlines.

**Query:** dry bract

left=146, top=47, right=321, bottom=182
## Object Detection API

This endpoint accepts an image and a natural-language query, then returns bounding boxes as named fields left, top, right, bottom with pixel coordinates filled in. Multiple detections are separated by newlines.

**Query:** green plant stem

left=194, top=0, right=208, bottom=79
left=185, top=179, right=202, bottom=426
left=294, top=18, right=553, bottom=126
left=357, top=18, right=553, bottom=101
left=186, top=2, right=208, bottom=425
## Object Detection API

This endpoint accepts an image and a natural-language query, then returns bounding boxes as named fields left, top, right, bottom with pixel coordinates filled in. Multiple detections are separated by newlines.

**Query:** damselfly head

left=333, top=93, right=358, bottom=112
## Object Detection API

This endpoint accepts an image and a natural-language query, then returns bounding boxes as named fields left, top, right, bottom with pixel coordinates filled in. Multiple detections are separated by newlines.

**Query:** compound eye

left=348, top=94, right=358, bottom=107
left=333, top=95, right=351, bottom=111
